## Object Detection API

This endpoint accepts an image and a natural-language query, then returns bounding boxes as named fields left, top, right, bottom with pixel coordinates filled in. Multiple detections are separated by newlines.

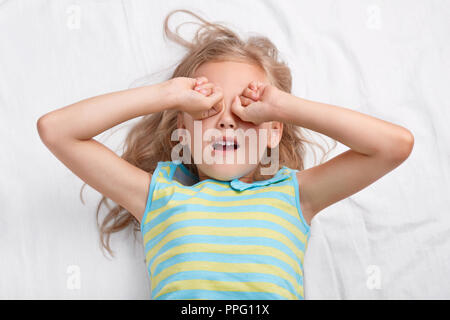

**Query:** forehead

left=193, top=60, right=268, bottom=89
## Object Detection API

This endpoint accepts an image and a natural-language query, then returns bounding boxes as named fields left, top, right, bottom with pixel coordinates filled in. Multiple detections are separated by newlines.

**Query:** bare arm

left=37, top=81, right=174, bottom=222
left=274, top=93, right=414, bottom=225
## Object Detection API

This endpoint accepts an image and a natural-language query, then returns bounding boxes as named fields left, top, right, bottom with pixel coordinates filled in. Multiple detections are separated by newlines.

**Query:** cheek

left=179, top=116, right=194, bottom=148
left=254, top=126, right=270, bottom=146
left=199, top=119, right=216, bottom=146
left=183, top=119, right=211, bottom=150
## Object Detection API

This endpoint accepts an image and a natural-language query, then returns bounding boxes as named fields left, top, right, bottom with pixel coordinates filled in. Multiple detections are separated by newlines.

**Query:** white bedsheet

left=1, top=0, right=449, bottom=299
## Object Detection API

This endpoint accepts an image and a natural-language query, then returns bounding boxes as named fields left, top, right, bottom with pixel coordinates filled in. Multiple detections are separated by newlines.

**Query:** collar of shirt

left=229, top=167, right=290, bottom=191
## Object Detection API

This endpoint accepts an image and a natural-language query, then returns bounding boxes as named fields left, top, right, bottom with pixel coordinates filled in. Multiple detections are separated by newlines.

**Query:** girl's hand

left=231, top=80, right=282, bottom=125
left=167, top=76, right=224, bottom=120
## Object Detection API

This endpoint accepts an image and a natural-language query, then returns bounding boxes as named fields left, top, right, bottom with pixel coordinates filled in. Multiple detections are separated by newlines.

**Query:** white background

left=0, top=0, right=449, bottom=299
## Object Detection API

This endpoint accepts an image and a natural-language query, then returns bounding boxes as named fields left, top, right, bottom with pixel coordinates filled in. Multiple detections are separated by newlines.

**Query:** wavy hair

left=83, top=9, right=336, bottom=257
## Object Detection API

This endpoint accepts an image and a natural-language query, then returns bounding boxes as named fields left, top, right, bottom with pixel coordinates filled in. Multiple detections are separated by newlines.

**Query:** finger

left=206, top=86, right=223, bottom=105
left=194, top=78, right=208, bottom=90
left=231, top=95, right=247, bottom=120
left=240, top=95, right=254, bottom=107
left=194, top=82, right=214, bottom=93
left=191, top=77, right=206, bottom=92
left=193, top=88, right=212, bottom=98
left=195, top=76, right=208, bottom=85
left=255, top=83, right=266, bottom=97
left=249, top=81, right=258, bottom=91
left=207, top=100, right=224, bottom=117
left=195, top=82, right=214, bottom=90
left=198, top=98, right=223, bottom=119
left=243, top=87, right=259, bottom=100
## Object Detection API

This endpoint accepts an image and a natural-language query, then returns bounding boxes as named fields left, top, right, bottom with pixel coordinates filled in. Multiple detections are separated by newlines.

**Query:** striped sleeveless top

left=140, top=160, right=311, bottom=300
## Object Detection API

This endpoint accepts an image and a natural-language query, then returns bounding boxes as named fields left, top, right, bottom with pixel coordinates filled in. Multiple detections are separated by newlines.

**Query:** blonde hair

left=85, top=9, right=336, bottom=257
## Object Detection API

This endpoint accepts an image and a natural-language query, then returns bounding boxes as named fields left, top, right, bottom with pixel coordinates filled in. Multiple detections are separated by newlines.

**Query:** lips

left=211, top=136, right=240, bottom=151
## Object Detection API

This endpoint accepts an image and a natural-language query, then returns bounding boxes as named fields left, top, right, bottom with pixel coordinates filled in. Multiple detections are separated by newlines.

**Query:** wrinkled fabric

left=0, top=0, right=448, bottom=299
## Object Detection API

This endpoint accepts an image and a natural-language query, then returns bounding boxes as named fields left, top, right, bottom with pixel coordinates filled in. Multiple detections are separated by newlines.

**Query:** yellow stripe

left=145, top=211, right=307, bottom=247
left=149, top=244, right=302, bottom=294
left=153, top=176, right=295, bottom=201
left=160, top=166, right=170, bottom=178
left=165, top=174, right=230, bottom=189
left=152, top=185, right=177, bottom=201
left=153, top=279, right=298, bottom=300
left=144, top=226, right=305, bottom=263
left=155, top=167, right=291, bottom=192
left=144, top=196, right=299, bottom=226
left=147, top=164, right=305, bottom=300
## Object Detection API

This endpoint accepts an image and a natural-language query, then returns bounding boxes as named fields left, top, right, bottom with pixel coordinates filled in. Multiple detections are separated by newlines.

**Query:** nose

left=218, top=117, right=235, bottom=129
left=216, top=98, right=237, bottom=129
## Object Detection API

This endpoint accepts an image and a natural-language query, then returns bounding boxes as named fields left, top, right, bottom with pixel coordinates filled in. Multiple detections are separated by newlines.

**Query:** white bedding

left=1, top=0, right=449, bottom=299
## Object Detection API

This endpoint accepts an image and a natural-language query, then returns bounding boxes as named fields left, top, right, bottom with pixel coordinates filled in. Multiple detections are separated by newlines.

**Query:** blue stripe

left=156, top=180, right=231, bottom=191
left=148, top=191, right=292, bottom=214
left=152, top=270, right=300, bottom=299
left=157, top=175, right=231, bottom=191
left=151, top=252, right=301, bottom=284
left=155, top=289, right=298, bottom=300
left=140, top=161, right=308, bottom=301
left=148, top=199, right=293, bottom=216
left=144, top=200, right=306, bottom=234
left=145, top=219, right=306, bottom=254
left=142, top=202, right=309, bottom=235
left=147, top=234, right=302, bottom=271
left=152, top=186, right=293, bottom=204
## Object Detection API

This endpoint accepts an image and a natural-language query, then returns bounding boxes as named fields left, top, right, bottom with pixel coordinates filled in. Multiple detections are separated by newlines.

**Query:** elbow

left=37, top=113, right=60, bottom=147
left=388, top=129, right=415, bottom=163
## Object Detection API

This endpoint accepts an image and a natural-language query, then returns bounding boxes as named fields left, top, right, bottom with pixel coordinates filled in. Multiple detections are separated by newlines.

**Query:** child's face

left=177, top=60, right=282, bottom=182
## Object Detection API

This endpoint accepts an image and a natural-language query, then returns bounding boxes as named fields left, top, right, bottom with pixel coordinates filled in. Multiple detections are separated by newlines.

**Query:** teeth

left=212, top=140, right=238, bottom=150
left=215, top=141, right=235, bottom=146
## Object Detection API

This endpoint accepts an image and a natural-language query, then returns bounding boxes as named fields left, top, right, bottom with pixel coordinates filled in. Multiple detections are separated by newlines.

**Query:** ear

left=267, top=121, right=283, bottom=149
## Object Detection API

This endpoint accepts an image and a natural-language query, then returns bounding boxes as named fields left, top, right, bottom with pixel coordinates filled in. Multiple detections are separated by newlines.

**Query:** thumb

left=231, top=95, right=246, bottom=120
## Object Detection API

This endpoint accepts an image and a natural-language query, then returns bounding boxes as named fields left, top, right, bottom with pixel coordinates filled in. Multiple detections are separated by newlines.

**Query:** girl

left=37, top=9, right=414, bottom=300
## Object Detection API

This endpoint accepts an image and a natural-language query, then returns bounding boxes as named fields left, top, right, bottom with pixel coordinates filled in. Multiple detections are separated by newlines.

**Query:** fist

left=232, top=80, right=281, bottom=125
left=168, top=76, right=224, bottom=120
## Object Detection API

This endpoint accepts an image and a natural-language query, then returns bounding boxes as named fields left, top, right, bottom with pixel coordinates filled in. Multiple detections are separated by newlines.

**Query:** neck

left=196, top=164, right=274, bottom=184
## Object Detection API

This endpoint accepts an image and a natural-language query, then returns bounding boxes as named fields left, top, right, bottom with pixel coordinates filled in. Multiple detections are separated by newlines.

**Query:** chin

left=198, top=163, right=255, bottom=181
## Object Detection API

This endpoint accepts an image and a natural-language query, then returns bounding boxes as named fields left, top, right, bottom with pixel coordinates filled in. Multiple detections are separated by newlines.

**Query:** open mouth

left=212, top=138, right=240, bottom=151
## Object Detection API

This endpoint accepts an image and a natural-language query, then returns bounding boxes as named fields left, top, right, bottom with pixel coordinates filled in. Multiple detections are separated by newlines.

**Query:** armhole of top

left=291, top=170, right=311, bottom=233
left=140, top=162, right=164, bottom=233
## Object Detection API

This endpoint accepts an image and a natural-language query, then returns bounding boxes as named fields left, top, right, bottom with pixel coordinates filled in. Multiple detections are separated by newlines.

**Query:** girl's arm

left=235, top=82, right=414, bottom=225
left=275, top=93, right=414, bottom=225
left=37, top=76, right=223, bottom=223
left=37, top=81, right=174, bottom=222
